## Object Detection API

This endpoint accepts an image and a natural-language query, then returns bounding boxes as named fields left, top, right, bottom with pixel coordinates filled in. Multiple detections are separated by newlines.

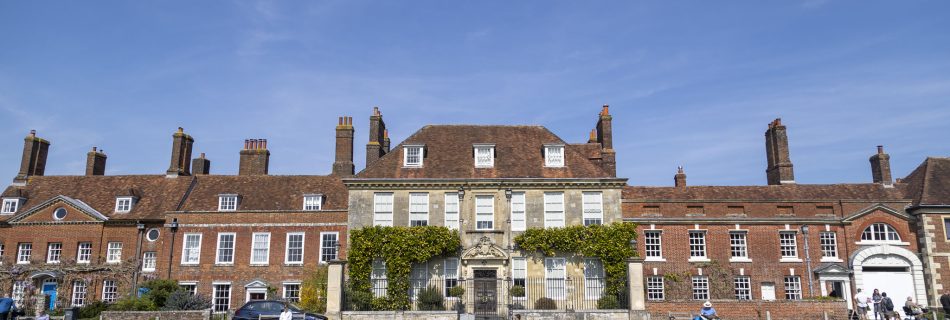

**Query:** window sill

left=729, top=258, right=753, bottom=263
left=688, top=258, right=711, bottom=263
left=214, top=263, right=234, bottom=267
left=644, top=257, right=666, bottom=262
left=779, top=258, right=803, bottom=263
left=284, top=263, right=304, bottom=267
left=16, top=262, right=30, bottom=265
left=467, top=229, right=504, bottom=234
left=855, top=241, right=909, bottom=246
left=180, top=263, right=200, bottom=266
left=250, top=263, right=270, bottom=267
left=820, top=258, right=843, bottom=263
left=142, top=270, right=156, bottom=273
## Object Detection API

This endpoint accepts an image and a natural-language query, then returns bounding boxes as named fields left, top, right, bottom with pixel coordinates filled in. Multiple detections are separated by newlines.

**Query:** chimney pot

left=200, top=152, right=205, bottom=158
left=239, top=138, right=270, bottom=175
left=674, top=166, right=687, bottom=187
left=877, top=145, right=884, bottom=154
left=29, top=129, right=36, bottom=137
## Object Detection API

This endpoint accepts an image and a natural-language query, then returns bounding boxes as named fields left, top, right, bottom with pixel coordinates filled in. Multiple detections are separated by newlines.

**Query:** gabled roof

left=903, top=157, right=950, bottom=206
left=176, top=175, right=347, bottom=211
left=8, top=195, right=109, bottom=223
left=623, top=183, right=909, bottom=201
left=357, top=125, right=612, bottom=179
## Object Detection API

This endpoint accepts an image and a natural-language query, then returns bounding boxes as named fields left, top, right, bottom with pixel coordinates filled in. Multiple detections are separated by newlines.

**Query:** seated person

left=905, top=297, right=923, bottom=315
left=697, top=301, right=718, bottom=320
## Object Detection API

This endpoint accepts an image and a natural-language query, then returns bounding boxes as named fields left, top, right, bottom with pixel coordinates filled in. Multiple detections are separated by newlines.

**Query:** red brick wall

left=647, top=300, right=847, bottom=320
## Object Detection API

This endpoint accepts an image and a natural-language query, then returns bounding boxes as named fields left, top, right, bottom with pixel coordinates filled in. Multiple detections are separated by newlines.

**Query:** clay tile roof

left=623, top=183, right=909, bottom=201
left=176, top=175, right=347, bottom=211
left=903, top=157, right=950, bottom=206
left=357, top=125, right=611, bottom=179
left=1, top=175, right=194, bottom=221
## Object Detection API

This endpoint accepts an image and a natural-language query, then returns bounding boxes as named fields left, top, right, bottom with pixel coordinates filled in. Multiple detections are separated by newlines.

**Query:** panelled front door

left=473, top=270, right=497, bottom=318
left=42, top=280, right=57, bottom=310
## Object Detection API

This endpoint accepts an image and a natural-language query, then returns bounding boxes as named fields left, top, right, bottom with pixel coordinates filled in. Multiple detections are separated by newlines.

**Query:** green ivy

left=514, top=222, right=638, bottom=295
left=349, top=226, right=460, bottom=310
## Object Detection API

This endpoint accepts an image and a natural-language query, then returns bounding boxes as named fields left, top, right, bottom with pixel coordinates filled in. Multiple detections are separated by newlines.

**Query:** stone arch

left=851, top=245, right=927, bottom=304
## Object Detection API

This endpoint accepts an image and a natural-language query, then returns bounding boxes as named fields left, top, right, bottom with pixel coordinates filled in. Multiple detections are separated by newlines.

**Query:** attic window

left=1, top=198, right=22, bottom=215
left=218, top=194, right=239, bottom=212
left=474, top=144, right=495, bottom=168
left=403, top=145, right=424, bottom=168
left=303, top=194, right=323, bottom=211
left=114, top=197, right=135, bottom=213
left=544, top=145, right=565, bottom=167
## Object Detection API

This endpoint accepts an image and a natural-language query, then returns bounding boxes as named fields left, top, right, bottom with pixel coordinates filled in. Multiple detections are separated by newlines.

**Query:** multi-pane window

left=544, top=145, right=565, bottom=167
left=647, top=276, right=664, bottom=301
left=819, top=232, right=838, bottom=259
left=688, top=231, right=706, bottom=259
left=179, top=282, right=198, bottom=295
left=47, top=243, right=62, bottom=264
left=730, top=232, right=748, bottom=259
left=779, top=232, right=798, bottom=258
left=107, top=242, right=123, bottom=263
left=251, top=233, right=270, bottom=265
left=213, top=284, right=231, bottom=312
left=545, top=258, right=567, bottom=300
left=410, top=262, right=428, bottom=300
left=644, top=231, right=662, bottom=259
left=102, top=280, right=118, bottom=303
left=17, top=243, right=31, bottom=264
left=475, top=195, right=494, bottom=230
left=114, top=197, right=133, bottom=213
left=512, top=258, right=527, bottom=300
left=403, top=146, right=424, bottom=167
left=784, top=276, right=802, bottom=300
left=0, top=244, right=4, bottom=264
left=584, top=258, right=605, bottom=300
left=285, top=233, right=305, bottom=264
left=409, top=193, right=429, bottom=226
left=77, top=242, right=92, bottom=263
left=182, top=234, right=202, bottom=265
left=373, top=193, right=394, bottom=227
left=2, top=198, right=19, bottom=214
left=509, top=192, right=527, bottom=232
left=303, top=195, right=322, bottom=211
left=861, top=223, right=901, bottom=242
left=444, top=258, right=459, bottom=297
left=216, top=233, right=235, bottom=264
left=474, top=145, right=494, bottom=167
left=218, top=195, right=238, bottom=211
left=12, top=281, right=26, bottom=306
left=142, top=252, right=157, bottom=272
left=283, top=283, right=301, bottom=303
left=371, top=260, right=387, bottom=297
left=320, top=232, right=339, bottom=263
left=692, top=276, right=709, bottom=300
left=582, top=192, right=603, bottom=226
left=71, top=280, right=87, bottom=306
left=544, top=192, right=565, bottom=228
left=735, top=276, right=752, bottom=300
left=444, top=193, right=459, bottom=230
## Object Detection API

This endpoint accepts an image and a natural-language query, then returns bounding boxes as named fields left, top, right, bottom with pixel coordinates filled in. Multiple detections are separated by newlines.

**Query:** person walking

left=855, top=288, right=870, bottom=320
left=872, top=289, right=883, bottom=320
left=0, top=294, right=14, bottom=320
left=880, top=292, right=896, bottom=320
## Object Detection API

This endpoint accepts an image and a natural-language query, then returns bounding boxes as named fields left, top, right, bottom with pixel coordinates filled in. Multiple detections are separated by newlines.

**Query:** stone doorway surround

left=850, top=245, right=927, bottom=306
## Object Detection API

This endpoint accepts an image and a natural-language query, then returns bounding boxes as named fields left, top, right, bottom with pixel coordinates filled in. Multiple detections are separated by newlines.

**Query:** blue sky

left=1, top=1, right=948, bottom=186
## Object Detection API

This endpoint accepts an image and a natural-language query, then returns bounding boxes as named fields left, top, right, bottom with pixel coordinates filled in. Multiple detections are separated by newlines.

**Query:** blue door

left=42, top=282, right=57, bottom=310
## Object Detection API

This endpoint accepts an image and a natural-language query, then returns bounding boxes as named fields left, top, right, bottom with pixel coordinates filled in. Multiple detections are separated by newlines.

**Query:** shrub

left=534, top=297, right=557, bottom=310
left=79, top=301, right=110, bottom=318
left=448, top=286, right=465, bottom=298
left=416, top=286, right=444, bottom=311
left=345, top=288, right=373, bottom=311
left=510, top=285, right=525, bottom=298
left=162, top=290, right=212, bottom=311
left=299, top=265, right=329, bottom=313
left=597, top=295, right=620, bottom=309
left=141, top=279, right=180, bottom=308
left=109, top=297, right=157, bottom=311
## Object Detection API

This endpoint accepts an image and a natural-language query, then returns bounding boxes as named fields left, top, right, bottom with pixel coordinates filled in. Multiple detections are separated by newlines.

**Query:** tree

left=162, top=290, right=212, bottom=311
left=298, top=265, right=329, bottom=313
left=142, top=279, right=180, bottom=308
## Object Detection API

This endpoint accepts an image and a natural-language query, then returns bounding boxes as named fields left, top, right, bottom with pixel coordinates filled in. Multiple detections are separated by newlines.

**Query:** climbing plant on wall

left=513, top=222, right=638, bottom=295
left=348, top=225, right=460, bottom=310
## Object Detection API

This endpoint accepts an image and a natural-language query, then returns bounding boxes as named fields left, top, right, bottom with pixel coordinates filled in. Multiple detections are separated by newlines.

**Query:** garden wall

left=342, top=310, right=458, bottom=320
left=646, top=300, right=847, bottom=320
left=99, top=309, right=212, bottom=320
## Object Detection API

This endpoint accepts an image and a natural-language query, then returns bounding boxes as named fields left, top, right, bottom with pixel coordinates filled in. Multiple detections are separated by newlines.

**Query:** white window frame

left=47, top=242, right=62, bottom=264
left=409, top=193, right=429, bottom=227
left=692, top=276, right=709, bottom=300
left=543, top=192, right=565, bottom=228
left=142, top=251, right=157, bottom=272
left=475, top=195, right=494, bottom=230
left=644, top=230, right=663, bottom=261
left=250, top=232, right=271, bottom=265
left=544, top=257, right=567, bottom=300
left=512, top=257, right=527, bottom=301
left=17, top=243, right=31, bottom=264
left=181, top=233, right=202, bottom=265
left=473, top=144, right=495, bottom=168
left=860, top=223, right=902, bottom=243
left=212, top=283, right=232, bottom=312
left=283, top=282, right=302, bottom=303
left=819, top=231, right=839, bottom=261
left=510, top=192, right=526, bottom=231
left=779, top=231, right=801, bottom=262
left=179, top=281, right=198, bottom=295
left=1, top=198, right=21, bottom=214
left=303, top=194, right=323, bottom=211
left=582, top=191, right=603, bottom=226
left=784, top=276, right=802, bottom=300
left=735, top=276, right=752, bottom=300
left=444, top=257, right=460, bottom=298
left=319, top=232, right=339, bottom=263
left=106, top=242, right=123, bottom=263
left=218, top=194, right=238, bottom=212
left=403, top=145, right=424, bottom=167
left=71, top=280, right=87, bottom=307
left=77, top=242, right=92, bottom=264
left=215, top=233, right=236, bottom=265
left=688, top=231, right=708, bottom=262
left=444, top=193, right=459, bottom=230
left=409, top=262, right=429, bottom=300
left=729, top=231, right=750, bottom=262
left=544, top=145, right=565, bottom=167
left=647, top=276, right=664, bottom=301
left=373, top=193, right=394, bottom=227
left=584, top=258, right=605, bottom=300
left=371, top=259, right=387, bottom=297
left=102, top=279, right=118, bottom=303
left=12, top=281, right=27, bottom=306
left=0, top=243, right=4, bottom=265
left=285, top=232, right=305, bottom=265
left=114, top=196, right=134, bottom=213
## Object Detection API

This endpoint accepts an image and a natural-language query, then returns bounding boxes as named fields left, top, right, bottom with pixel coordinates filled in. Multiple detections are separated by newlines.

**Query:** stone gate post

left=327, top=259, right=346, bottom=320
left=628, top=257, right=649, bottom=320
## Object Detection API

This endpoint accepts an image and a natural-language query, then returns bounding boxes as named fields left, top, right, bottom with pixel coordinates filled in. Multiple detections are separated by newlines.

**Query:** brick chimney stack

left=192, top=153, right=211, bottom=175
left=674, top=166, right=687, bottom=188
left=332, top=116, right=355, bottom=177
left=595, top=105, right=617, bottom=177
left=765, top=118, right=795, bottom=185
left=14, top=130, right=51, bottom=185
left=870, top=145, right=893, bottom=186
left=239, top=139, right=270, bottom=175
left=166, top=127, right=194, bottom=177
left=85, top=147, right=107, bottom=176
left=365, top=107, right=388, bottom=167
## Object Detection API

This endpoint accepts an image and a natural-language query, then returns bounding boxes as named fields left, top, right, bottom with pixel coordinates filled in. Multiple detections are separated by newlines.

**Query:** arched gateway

left=851, top=245, right=927, bottom=306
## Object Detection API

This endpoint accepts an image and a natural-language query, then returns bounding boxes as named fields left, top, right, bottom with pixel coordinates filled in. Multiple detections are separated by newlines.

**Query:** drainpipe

left=801, top=225, right=815, bottom=297
left=131, top=222, right=145, bottom=296
left=167, top=218, right=179, bottom=279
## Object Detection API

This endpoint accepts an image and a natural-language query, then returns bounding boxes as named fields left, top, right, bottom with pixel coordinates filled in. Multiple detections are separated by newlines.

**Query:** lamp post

left=801, top=225, right=814, bottom=297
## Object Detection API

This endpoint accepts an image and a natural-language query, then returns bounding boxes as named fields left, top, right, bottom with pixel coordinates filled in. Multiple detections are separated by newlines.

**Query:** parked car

left=232, top=300, right=327, bottom=320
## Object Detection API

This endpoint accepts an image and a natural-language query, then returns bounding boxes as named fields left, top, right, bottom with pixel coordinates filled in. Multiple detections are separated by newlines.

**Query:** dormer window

left=218, top=194, right=239, bottom=212
left=474, top=144, right=495, bottom=168
left=1, top=198, right=23, bottom=215
left=544, top=144, right=565, bottom=167
left=403, top=145, right=424, bottom=167
left=303, top=194, right=323, bottom=211
left=114, top=197, right=135, bottom=213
